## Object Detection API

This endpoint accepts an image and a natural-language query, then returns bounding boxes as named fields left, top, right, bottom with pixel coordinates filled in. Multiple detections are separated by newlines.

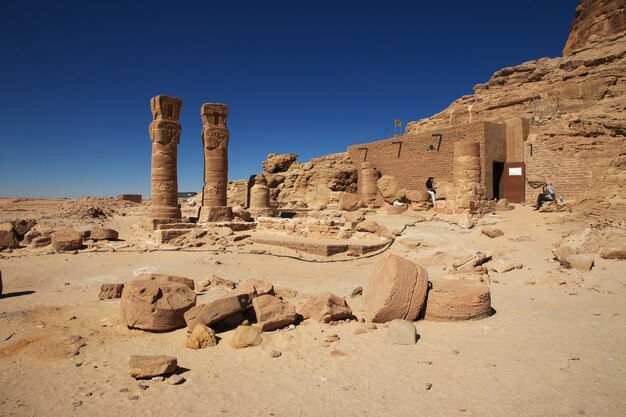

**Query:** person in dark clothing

left=535, top=180, right=555, bottom=210
left=426, top=177, right=436, bottom=207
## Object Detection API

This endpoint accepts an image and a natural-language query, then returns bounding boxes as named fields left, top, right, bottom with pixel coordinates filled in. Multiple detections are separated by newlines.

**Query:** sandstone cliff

left=405, top=0, right=625, bottom=222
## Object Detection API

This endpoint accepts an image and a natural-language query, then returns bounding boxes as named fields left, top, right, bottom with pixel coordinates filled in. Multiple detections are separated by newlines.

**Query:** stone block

left=387, top=319, right=417, bottom=345
left=51, top=228, right=83, bottom=251
left=424, top=280, right=491, bottom=321
left=300, top=293, right=352, bottom=323
left=128, top=355, right=177, bottom=379
left=252, top=294, right=297, bottom=331
left=364, top=255, right=429, bottom=323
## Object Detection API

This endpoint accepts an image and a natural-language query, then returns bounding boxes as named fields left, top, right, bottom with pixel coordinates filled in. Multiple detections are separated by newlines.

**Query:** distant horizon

left=0, top=1, right=578, bottom=198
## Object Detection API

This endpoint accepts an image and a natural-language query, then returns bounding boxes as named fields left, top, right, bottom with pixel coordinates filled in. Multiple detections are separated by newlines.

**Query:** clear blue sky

left=0, top=0, right=578, bottom=197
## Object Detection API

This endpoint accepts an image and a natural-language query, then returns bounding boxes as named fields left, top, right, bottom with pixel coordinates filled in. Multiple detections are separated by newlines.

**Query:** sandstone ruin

left=198, top=103, right=233, bottom=222
left=1, top=2, right=625, bottom=416
left=146, top=95, right=183, bottom=230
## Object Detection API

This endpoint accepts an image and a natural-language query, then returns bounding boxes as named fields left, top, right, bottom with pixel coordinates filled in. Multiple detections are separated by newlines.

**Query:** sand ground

left=0, top=199, right=624, bottom=417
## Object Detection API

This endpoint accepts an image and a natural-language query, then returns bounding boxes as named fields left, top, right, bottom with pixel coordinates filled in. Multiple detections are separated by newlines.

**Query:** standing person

left=426, top=177, right=436, bottom=207
left=535, top=180, right=555, bottom=210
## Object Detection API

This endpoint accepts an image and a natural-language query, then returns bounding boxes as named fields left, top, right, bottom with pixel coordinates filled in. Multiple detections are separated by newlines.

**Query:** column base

left=146, top=205, right=182, bottom=230
left=198, top=206, right=233, bottom=222
left=248, top=207, right=276, bottom=218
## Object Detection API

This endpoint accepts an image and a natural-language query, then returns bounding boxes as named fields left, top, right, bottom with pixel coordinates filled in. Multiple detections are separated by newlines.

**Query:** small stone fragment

left=354, top=328, right=367, bottom=335
left=73, top=401, right=83, bottom=407
left=270, top=350, right=282, bottom=358
left=425, top=383, right=432, bottom=390
left=230, top=325, right=263, bottom=349
left=185, top=324, right=217, bottom=349
left=351, top=286, right=363, bottom=297
left=330, top=349, right=348, bottom=357
left=128, top=355, right=177, bottom=379
left=300, top=292, right=352, bottom=323
left=481, top=227, right=504, bottom=238
left=166, top=375, right=185, bottom=385
left=387, top=319, right=417, bottom=345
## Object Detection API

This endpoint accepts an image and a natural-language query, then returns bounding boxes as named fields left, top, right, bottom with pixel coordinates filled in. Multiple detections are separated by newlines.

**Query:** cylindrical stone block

left=360, top=162, right=379, bottom=205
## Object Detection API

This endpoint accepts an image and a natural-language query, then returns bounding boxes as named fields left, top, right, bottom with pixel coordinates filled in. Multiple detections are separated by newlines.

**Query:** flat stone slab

left=251, top=233, right=388, bottom=256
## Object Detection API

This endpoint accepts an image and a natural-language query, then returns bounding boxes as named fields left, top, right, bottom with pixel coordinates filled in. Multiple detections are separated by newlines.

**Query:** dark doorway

left=493, top=162, right=505, bottom=200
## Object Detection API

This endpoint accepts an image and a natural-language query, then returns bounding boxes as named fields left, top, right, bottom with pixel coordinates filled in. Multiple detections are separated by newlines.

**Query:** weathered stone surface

left=600, top=247, right=626, bottom=260
left=481, top=227, right=504, bottom=238
left=90, top=227, right=119, bottom=241
left=199, top=103, right=233, bottom=223
left=0, top=223, right=19, bottom=250
left=387, top=319, right=417, bottom=345
left=526, top=270, right=583, bottom=288
left=490, top=259, right=523, bottom=273
left=30, top=235, right=51, bottom=248
left=230, top=325, right=263, bottom=348
left=355, top=219, right=392, bottom=239
left=232, top=205, right=252, bottom=222
left=146, top=95, right=182, bottom=229
left=453, top=252, right=492, bottom=270
left=185, top=324, right=217, bottom=349
left=563, top=0, right=626, bottom=55
left=423, top=280, right=492, bottom=321
left=11, top=219, right=36, bottom=239
left=338, top=193, right=360, bottom=211
left=184, top=294, right=251, bottom=330
left=0, top=269, right=3, bottom=296
left=121, top=279, right=196, bottom=331
left=230, top=279, right=275, bottom=298
left=300, top=293, right=352, bottom=323
left=386, top=205, right=408, bottom=215
left=249, top=174, right=275, bottom=218
left=563, top=254, right=594, bottom=272
left=99, top=283, right=124, bottom=300
left=51, top=228, right=83, bottom=251
left=262, top=153, right=298, bottom=173
left=252, top=294, right=297, bottom=331
left=377, top=175, right=399, bottom=202
left=364, top=255, right=429, bottom=323
left=134, top=273, right=195, bottom=290
left=128, top=355, right=177, bottom=378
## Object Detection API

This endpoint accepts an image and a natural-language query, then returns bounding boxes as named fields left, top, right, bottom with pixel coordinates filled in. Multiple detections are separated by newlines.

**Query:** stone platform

left=251, top=233, right=389, bottom=256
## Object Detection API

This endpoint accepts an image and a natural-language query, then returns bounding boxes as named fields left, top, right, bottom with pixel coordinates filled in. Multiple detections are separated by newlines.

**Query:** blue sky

left=0, top=0, right=577, bottom=197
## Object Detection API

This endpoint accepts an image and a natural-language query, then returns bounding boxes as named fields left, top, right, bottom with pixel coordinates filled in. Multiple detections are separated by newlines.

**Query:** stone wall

left=348, top=121, right=508, bottom=200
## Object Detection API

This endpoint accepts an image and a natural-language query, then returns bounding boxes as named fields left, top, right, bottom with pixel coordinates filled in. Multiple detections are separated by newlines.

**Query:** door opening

left=493, top=162, right=505, bottom=200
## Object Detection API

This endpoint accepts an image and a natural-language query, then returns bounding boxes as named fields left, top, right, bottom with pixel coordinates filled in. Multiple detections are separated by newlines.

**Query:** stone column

left=437, top=141, right=492, bottom=215
left=359, top=162, right=379, bottom=207
left=198, top=103, right=233, bottom=222
left=147, top=95, right=182, bottom=230
left=248, top=174, right=274, bottom=218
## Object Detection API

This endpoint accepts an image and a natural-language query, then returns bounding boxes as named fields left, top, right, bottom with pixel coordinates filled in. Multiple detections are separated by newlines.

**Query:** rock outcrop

left=404, top=1, right=625, bottom=221
left=563, top=0, right=626, bottom=56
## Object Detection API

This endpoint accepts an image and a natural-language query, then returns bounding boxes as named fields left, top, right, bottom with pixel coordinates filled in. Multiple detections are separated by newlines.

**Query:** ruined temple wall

left=348, top=122, right=507, bottom=199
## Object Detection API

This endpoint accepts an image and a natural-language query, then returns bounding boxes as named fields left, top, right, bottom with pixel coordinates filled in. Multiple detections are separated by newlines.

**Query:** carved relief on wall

left=150, top=120, right=182, bottom=144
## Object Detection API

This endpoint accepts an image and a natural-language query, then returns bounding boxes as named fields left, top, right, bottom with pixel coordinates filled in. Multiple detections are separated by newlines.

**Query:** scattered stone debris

left=300, top=292, right=352, bottom=323
left=128, top=355, right=177, bottom=379
left=166, top=375, right=186, bottom=385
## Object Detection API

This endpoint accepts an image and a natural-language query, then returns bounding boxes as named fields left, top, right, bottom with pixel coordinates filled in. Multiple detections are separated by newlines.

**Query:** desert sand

left=1, top=197, right=625, bottom=417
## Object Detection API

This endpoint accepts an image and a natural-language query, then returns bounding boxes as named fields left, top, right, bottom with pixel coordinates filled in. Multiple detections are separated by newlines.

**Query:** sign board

left=395, top=119, right=402, bottom=127
left=508, top=167, right=522, bottom=176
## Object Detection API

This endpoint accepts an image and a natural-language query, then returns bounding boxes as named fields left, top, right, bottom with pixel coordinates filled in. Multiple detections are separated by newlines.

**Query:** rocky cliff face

left=563, top=0, right=626, bottom=56
left=405, top=0, right=625, bottom=222
left=263, top=153, right=358, bottom=209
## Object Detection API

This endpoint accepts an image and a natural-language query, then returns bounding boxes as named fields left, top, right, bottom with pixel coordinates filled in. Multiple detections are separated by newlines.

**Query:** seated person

left=535, top=180, right=555, bottom=210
